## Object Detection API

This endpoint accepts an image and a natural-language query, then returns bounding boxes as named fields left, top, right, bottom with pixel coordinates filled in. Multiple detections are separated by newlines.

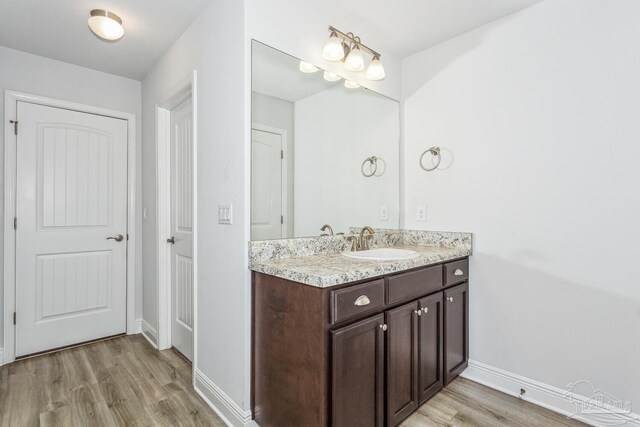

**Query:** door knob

left=167, top=236, right=176, bottom=244
left=447, top=297, right=454, bottom=303
left=414, top=309, right=422, bottom=316
left=107, top=234, right=124, bottom=242
left=379, top=324, right=388, bottom=331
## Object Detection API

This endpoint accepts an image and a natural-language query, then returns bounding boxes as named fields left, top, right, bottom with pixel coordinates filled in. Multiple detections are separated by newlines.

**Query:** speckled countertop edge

left=248, top=229, right=472, bottom=288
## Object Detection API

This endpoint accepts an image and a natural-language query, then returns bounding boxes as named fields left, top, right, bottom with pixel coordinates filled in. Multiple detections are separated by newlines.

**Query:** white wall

left=294, top=86, right=400, bottom=236
left=141, top=0, right=248, bottom=420
left=251, top=92, right=294, bottom=237
left=0, top=46, right=142, bottom=349
left=402, top=0, right=640, bottom=406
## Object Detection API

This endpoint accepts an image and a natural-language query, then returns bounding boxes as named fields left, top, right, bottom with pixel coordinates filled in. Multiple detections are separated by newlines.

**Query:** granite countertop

left=249, top=244, right=471, bottom=288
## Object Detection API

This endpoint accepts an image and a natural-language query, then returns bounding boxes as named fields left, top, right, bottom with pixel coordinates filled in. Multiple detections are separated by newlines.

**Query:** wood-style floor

left=0, top=334, right=586, bottom=427
left=0, top=334, right=226, bottom=427
left=403, top=377, right=587, bottom=427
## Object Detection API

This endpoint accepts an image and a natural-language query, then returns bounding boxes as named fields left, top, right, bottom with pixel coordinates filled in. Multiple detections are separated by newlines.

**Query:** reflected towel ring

left=373, top=157, right=386, bottom=177
left=419, top=147, right=441, bottom=171
left=361, top=156, right=378, bottom=177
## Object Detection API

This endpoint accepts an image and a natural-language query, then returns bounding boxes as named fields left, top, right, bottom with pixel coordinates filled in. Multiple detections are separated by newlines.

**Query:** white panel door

left=15, top=101, right=128, bottom=357
left=170, top=98, right=194, bottom=361
left=251, top=129, right=283, bottom=240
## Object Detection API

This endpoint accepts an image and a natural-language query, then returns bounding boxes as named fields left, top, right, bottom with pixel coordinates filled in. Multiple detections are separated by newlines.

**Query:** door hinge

left=126, top=234, right=129, bottom=240
left=281, top=150, right=284, bottom=159
left=13, top=312, right=16, bottom=325
left=281, top=215, right=284, bottom=225
left=13, top=217, right=17, bottom=230
left=9, top=120, right=18, bottom=135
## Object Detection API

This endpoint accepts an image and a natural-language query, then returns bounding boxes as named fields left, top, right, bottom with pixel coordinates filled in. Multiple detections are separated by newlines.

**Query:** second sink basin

left=342, top=248, right=420, bottom=261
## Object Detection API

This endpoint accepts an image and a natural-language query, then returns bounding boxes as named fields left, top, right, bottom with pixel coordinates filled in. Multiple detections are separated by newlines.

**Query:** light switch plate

left=380, top=206, right=389, bottom=221
left=416, top=205, right=426, bottom=222
left=218, top=204, right=233, bottom=225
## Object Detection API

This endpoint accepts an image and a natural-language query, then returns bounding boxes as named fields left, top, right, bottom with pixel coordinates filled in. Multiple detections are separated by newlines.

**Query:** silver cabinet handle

left=414, top=310, right=422, bottom=316
left=354, top=295, right=370, bottom=306
left=454, top=268, right=464, bottom=276
left=107, top=234, right=124, bottom=242
left=379, top=324, right=388, bottom=331
left=447, top=297, right=454, bottom=303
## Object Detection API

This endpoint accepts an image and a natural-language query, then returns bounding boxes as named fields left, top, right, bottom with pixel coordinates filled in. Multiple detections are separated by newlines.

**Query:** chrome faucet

left=358, top=226, right=375, bottom=251
left=320, top=224, right=334, bottom=236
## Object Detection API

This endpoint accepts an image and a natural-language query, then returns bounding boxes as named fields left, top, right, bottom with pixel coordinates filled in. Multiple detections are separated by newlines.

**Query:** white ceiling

left=311, top=0, right=544, bottom=58
left=252, top=41, right=341, bottom=103
left=0, top=0, right=211, bottom=80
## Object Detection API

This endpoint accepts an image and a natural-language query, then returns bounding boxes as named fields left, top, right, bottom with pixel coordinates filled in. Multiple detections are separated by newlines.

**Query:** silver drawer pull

left=454, top=268, right=464, bottom=276
left=354, top=295, right=371, bottom=306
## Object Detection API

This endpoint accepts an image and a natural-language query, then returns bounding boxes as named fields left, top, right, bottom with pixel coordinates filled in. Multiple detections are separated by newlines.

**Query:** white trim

left=134, top=318, right=142, bottom=334
left=0, top=347, right=4, bottom=366
left=141, top=319, right=158, bottom=348
left=155, top=72, right=198, bottom=367
left=194, top=368, right=256, bottom=427
left=3, top=90, right=137, bottom=365
left=462, top=359, right=640, bottom=426
left=250, top=123, right=288, bottom=238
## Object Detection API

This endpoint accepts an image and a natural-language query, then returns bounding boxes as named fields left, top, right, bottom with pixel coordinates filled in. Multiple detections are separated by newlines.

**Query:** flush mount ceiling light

left=299, top=61, right=319, bottom=73
left=322, top=26, right=385, bottom=81
left=323, top=71, right=342, bottom=82
left=88, top=9, right=124, bottom=41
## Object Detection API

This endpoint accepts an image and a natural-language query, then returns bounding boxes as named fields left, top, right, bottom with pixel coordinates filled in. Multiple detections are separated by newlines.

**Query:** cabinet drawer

left=331, top=279, right=385, bottom=324
left=386, top=265, right=443, bottom=305
left=444, top=259, right=468, bottom=286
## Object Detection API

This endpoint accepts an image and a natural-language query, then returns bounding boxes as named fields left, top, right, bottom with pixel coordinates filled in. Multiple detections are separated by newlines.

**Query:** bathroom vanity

left=250, top=231, right=471, bottom=427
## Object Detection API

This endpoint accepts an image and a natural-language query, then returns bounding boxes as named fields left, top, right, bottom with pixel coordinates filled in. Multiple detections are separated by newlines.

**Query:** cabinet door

left=386, top=301, right=419, bottom=426
left=418, top=293, right=443, bottom=403
left=444, top=283, right=469, bottom=385
left=332, top=314, right=385, bottom=427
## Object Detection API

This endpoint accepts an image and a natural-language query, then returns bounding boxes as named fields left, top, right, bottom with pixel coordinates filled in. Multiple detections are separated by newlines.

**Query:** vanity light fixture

left=299, top=61, right=319, bottom=73
left=323, top=71, right=342, bottom=82
left=322, top=30, right=346, bottom=61
left=88, top=9, right=124, bottom=41
left=323, top=26, right=385, bottom=81
left=344, top=80, right=360, bottom=89
left=366, top=54, right=386, bottom=81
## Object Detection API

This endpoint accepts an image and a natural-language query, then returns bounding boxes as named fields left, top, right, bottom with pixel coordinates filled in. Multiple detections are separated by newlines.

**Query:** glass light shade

left=88, top=10, right=124, bottom=41
left=323, top=71, right=341, bottom=82
left=344, top=80, right=360, bottom=89
left=344, top=46, right=365, bottom=72
left=299, top=61, right=319, bottom=73
left=366, top=56, right=386, bottom=80
left=322, top=32, right=345, bottom=61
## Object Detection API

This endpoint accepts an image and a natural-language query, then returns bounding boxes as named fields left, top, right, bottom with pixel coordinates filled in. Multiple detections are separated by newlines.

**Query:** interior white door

left=251, top=128, right=284, bottom=240
left=170, top=97, right=194, bottom=361
left=15, top=101, right=128, bottom=357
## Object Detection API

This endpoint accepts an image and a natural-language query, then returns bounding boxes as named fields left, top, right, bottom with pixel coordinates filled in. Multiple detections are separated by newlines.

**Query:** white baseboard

left=134, top=318, right=142, bottom=334
left=462, top=359, right=640, bottom=426
left=0, top=347, right=4, bottom=366
left=194, top=368, right=255, bottom=427
left=141, top=319, right=158, bottom=348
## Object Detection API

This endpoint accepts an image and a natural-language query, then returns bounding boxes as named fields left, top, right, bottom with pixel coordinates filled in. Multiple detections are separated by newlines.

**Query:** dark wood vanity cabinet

left=252, top=257, right=469, bottom=427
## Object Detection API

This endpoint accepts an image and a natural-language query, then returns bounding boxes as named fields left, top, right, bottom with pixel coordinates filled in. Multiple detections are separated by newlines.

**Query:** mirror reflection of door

left=251, top=126, right=286, bottom=240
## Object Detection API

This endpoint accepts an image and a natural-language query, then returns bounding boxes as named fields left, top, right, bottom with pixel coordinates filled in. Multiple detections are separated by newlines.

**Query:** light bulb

left=323, top=71, right=341, bottom=82
left=366, top=55, right=386, bottom=81
left=88, top=10, right=124, bottom=41
left=344, top=45, right=365, bottom=72
left=322, top=31, right=345, bottom=61
left=344, top=80, right=360, bottom=89
left=299, top=61, right=319, bottom=73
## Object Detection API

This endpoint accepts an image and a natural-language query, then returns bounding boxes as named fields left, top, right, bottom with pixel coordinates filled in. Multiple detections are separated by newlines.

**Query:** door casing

left=155, top=71, right=198, bottom=374
left=3, top=90, right=137, bottom=365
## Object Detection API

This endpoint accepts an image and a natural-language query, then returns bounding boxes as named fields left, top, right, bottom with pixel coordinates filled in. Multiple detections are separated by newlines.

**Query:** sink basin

left=342, top=248, right=420, bottom=261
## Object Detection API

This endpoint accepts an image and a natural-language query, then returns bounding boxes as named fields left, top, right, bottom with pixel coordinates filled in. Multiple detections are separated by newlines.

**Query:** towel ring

left=419, top=147, right=441, bottom=171
left=361, top=156, right=378, bottom=177
left=373, top=157, right=386, bottom=177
